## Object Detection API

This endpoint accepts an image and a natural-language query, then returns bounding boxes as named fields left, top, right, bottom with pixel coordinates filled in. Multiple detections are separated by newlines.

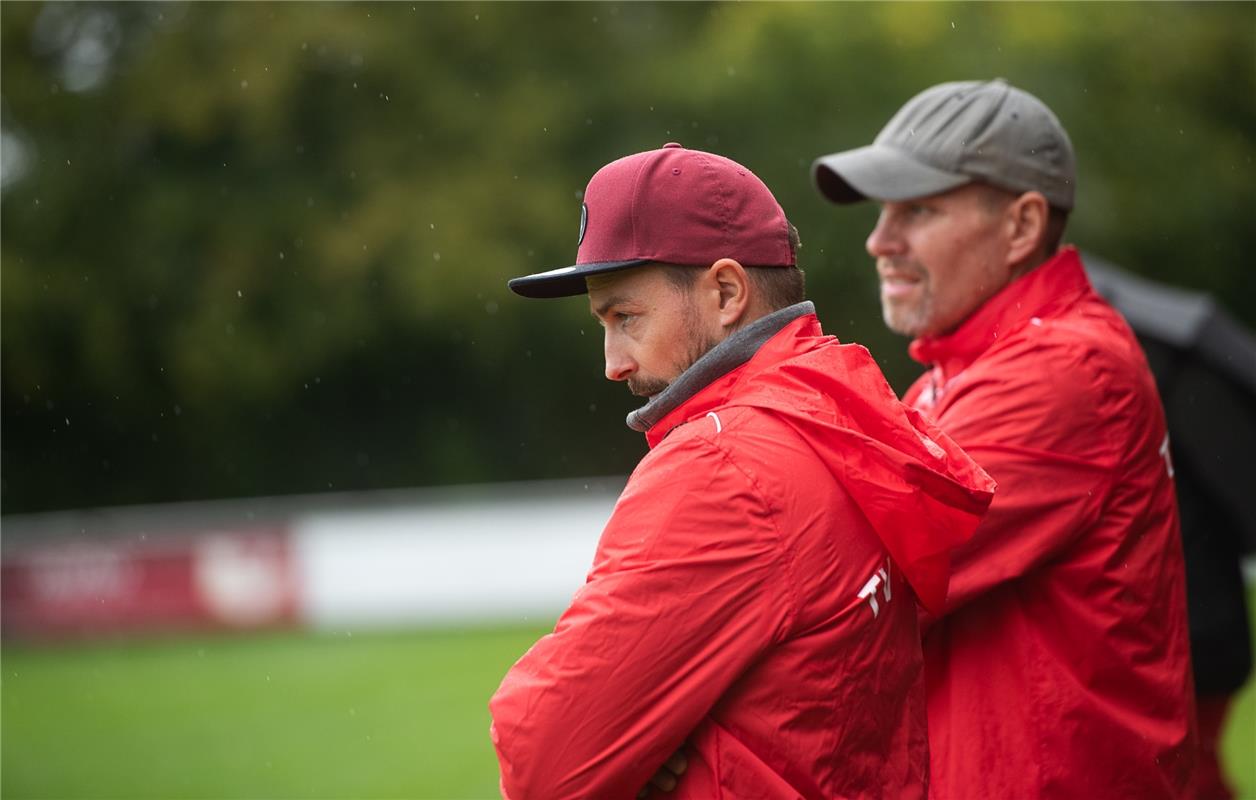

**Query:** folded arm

left=489, top=437, right=793, bottom=800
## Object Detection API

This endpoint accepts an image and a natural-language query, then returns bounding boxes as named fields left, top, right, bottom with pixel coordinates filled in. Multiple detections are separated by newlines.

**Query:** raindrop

left=240, top=79, right=248, bottom=89
left=432, top=251, right=442, bottom=261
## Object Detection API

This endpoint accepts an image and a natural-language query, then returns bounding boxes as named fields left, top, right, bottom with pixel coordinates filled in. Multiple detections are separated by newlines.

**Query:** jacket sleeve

left=917, top=337, right=1131, bottom=619
left=488, top=434, right=794, bottom=800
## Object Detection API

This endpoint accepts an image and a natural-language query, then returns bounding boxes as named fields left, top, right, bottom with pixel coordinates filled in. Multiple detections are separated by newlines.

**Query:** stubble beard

left=628, top=306, right=722, bottom=399
left=881, top=263, right=934, bottom=339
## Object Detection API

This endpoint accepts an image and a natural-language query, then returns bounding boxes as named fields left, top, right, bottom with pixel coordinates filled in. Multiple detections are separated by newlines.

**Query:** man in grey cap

left=813, top=80, right=1197, bottom=799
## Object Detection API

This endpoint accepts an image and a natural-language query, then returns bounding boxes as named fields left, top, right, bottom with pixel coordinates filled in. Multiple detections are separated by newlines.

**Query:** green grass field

left=2, top=625, right=549, bottom=799
left=3, top=616, right=1255, bottom=799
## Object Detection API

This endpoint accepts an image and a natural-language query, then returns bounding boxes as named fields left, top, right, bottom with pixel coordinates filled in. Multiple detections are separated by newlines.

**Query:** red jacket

left=905, top=247, right=1197, bottom=798
left=491, top=312, right=994, bottom=800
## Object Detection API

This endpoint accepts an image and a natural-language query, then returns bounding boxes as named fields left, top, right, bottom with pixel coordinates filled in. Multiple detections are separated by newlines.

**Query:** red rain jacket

left=491, top=313, right=994, bottom=800
left=905, top=248, right=1197, bottom=799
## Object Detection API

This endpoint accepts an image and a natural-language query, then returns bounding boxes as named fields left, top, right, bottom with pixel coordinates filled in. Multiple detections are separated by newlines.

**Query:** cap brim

left=812, top=145, right=971, bottom=204
left=507, top=259, right=652, bottom=299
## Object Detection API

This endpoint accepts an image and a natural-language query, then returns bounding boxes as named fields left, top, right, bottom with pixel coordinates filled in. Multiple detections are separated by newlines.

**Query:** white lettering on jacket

left=858, top=558, right=893, bottom=619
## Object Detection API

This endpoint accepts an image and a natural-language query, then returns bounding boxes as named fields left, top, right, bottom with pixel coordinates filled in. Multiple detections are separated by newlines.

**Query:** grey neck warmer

left=626, top=301, right=815, bottom=433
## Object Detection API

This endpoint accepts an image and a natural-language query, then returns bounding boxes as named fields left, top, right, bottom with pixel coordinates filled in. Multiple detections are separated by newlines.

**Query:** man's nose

left=866, top=213, right=904, bottom=259
left=604, top=335, right=635, bottom=382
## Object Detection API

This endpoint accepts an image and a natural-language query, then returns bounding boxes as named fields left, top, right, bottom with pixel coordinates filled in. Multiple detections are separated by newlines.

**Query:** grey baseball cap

left=812, top=79, right=1076, bottom=210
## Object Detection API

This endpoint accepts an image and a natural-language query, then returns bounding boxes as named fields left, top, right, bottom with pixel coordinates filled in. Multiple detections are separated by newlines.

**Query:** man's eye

left=616, top=313, right=634, bottom=324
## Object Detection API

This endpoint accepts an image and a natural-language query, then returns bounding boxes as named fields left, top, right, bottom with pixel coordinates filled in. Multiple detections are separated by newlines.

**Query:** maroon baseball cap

left=509, top=143, right=794, bottom=298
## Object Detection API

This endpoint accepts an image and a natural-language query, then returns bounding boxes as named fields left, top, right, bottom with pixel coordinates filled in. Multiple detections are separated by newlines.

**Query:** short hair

left=746, top=265, right=807, bottom=311
left=1043, top=206, right=1069, bottom=255
left=660, top=223, right=806, bottom=311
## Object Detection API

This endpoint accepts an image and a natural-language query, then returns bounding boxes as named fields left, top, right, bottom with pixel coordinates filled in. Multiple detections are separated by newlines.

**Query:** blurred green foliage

left=3, top=2, right=1253, bottom=512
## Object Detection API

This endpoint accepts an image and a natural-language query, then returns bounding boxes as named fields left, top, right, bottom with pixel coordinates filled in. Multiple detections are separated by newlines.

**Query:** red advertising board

left=1, top=528, right=298, bottom=639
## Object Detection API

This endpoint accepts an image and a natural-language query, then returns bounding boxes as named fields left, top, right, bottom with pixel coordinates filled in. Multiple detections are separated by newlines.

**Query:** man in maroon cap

left=813, top=80, right=1197, bottom=798
left=490, top=143, right=995, bottom=800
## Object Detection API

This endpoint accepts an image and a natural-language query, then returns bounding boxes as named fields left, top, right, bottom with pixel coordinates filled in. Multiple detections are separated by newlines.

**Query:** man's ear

left=707, top=258, right=751, bottom=329
left=1005, top=191, right=1050, bottom=270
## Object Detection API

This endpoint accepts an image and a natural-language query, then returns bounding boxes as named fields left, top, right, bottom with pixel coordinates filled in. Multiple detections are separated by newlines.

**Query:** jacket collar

left=625, top=302, right=818, bottom=447
left=908, top=246, right=1092, bottom=377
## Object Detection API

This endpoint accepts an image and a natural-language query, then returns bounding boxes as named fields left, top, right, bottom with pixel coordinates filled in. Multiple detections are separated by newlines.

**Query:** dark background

left=4, top=2, right=1253, bottom=514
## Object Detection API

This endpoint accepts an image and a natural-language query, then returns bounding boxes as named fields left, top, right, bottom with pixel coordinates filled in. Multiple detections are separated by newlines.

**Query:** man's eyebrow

left=592, top=295, right=630, bottom=318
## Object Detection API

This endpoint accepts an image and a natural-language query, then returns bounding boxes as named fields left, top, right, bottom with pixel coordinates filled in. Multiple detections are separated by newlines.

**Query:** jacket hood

left=650, top=314, right=995, bottom=614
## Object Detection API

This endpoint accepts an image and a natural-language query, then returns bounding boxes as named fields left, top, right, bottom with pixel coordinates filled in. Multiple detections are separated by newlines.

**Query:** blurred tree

left=2, top=2, right=1253, bottom=513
